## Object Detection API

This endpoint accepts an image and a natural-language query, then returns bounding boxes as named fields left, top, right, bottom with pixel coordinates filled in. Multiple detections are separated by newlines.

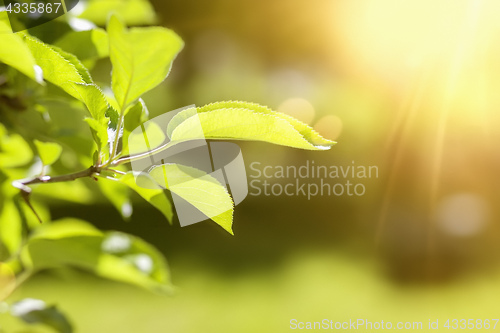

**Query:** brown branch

left=13, top=166, right=99, bottom=190
left=12, top=166, right=100, bottom=223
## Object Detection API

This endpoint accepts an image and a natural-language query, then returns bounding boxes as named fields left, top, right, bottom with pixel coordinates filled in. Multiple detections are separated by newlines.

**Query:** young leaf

left=0, top=21, right=42, bottom=83
left=34, top=140, right=63, bottom=167
left=97, top=178, right=133, bottom=220
left=53, top=46, right=93, bottom=84
left=0, top=200, right=23, bottom=256
left=169, top=106, right=336, bottom=150
left=0, top=125, right=33, bottom=168
left=22, top=36, right=118, bottom=153
left=10, top=298, right=73, bottom=333
left=84, top=117, right=109, bottom=155
left=198, top=101, right=336, bottom=147
left=108, top=15, right=184, bottom=109
left=122, top=99, right=148, bottom=156
left=23, top=35, right=87, bottom=97
left=149, top=164, right=234, bottom=234
left=99, top=231, right=171, bottom=292
left=119, top=173, right=174, bottom=223
left=23, top=36, right=111, bottom=122
left=70, top=83, right=109, bottom=121
left=21, top=219, right=173, bottom=293
left=79, top=0, right=158, bottom=26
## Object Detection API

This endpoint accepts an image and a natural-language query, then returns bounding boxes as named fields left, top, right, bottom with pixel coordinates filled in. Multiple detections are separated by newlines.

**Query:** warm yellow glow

left=330, top=0, right=500, bottom=87
left=330, top=0, right=500, bottom=242
left=277, top=98, right=316, bottom=124
left=313, top=115, right=343, bottom=141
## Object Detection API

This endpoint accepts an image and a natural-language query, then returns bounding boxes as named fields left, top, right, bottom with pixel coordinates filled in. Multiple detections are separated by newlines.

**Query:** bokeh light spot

left=437, top=193, right=489, bottom=237
left=313, top=115, right=343, bottom=141
left=277, top=98, right=316, bottom=124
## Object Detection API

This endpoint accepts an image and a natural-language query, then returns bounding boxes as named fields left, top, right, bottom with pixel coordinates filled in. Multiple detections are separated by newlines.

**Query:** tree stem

left=12, top=166, right=99, bottom=191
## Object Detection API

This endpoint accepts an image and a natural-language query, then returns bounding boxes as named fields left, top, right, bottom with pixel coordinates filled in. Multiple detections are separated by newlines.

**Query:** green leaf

left=122, top=99, right=148, bottom=156
left=21, top=219, right=172, bottom=293
left=33, top=140, right=63, bottom=166
left=127, top=120, right=166, bottom=155
left=149, top=164, right=234, bottom=234
left=99, top=231, right=171, bottom=292
left=84, top=117, right=109, bottom=155
left=97, top=178, right=132, bottom=220
left=0, top=21, right=42, bottom=83
left=30, top=181, right=95, bottom=204
left=23, top=35, right=87, bottom=96
left=52, top=46, right=93, bottom=84
left=0, top=125, right=33, bottom=168
left=168, top=102, right=336, bottom=150
left=78, top=0, right=158, bottom=26
left=11, top=298, right=73, bottom=333
left=22, top=35, right=118, bottom=153
left=119, top=173, right=174, bottom=223
left=0, top=200, right=23, bottom=256
left=108, top=15, right=184, bottom=109
left=70, top=83, right=110, bottom=121
left=0, top=191, right=51, bottom=258
left=54, top=29, right=109, bottom=63
left=23, top=36, right=110, bottom=121
left=199, top=101, right=336, bottom=147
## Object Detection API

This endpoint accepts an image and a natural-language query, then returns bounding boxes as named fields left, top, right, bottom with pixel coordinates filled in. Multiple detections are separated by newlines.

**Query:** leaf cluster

left=0, top=2, right=335, bottom=331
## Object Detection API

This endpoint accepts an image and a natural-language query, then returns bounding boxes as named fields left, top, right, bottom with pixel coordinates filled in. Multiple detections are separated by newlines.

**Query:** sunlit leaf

left=21, top=219, right=172, bottom=292
left=84, top=117, right=109, bottom=155
left=0, top=262, right=16, bottom=301
left=0, top=21, right=42, bottom=83
left=97, top=178, right=132, bottom=220
left=149, top=164, right=234, bottom=234
left=0, top=200, right=23, bottom=256
left=0, top=125, right=33, bottom=168
left=198, top=101, right=336, bottom=147
left=23, top=35, right=86, bottom=96
left=23, top=36, right=110, bottom=122
left=0, top=193, right=51, bottom=258
left=22, top=35, right=120, bottom=154
left=168, top=102, right=336, bottom=150
left=52, top=46, right=93, bottom=84
left=79, top=0, right=158, bottom=26
left=108, top=15, right=183, bottom=109
left=119, top=173, right=174, bottom=223
left=99, top=231, right=171, bottom=292
left=11, top=298, right=73, bottom=333
left=122, top=99, right=148, bottom=156
left=127, top=120, right=165, bottom=155
left=34, top=140, right=63, bottom=167
left=32, top=181, right=94, bottom=204
left=69, top=83, right=109, bottom=121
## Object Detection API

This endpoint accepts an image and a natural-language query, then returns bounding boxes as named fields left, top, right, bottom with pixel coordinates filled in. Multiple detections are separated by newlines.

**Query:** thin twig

left=12, top=166, right=100, bottom=223
left=112, top=140, right=178, bottom=166
left=109, top=105, right=127, bottom=165
left=12, top=166, right=99, bottom=190
left=105, top=168, right=127, bottom=175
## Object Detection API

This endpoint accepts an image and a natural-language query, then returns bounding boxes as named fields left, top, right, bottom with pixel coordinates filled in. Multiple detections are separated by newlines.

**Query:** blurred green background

left=4, top=0, right=500, bottom=331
